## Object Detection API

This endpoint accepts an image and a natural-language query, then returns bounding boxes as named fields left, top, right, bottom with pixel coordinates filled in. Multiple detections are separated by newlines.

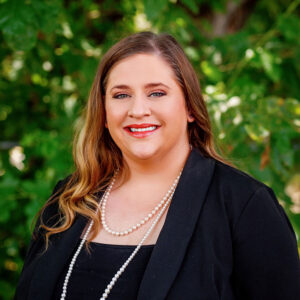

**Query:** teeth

left=129, top=126, right=157, bottom=132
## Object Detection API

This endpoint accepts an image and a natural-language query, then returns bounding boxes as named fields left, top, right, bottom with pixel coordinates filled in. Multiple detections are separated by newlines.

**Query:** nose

left=127, top=96, right=151, bottom=118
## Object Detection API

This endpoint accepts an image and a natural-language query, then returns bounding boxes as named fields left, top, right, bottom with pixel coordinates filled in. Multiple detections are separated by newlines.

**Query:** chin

left=127, top=146, right=160, bottom=161
left=133, top=151, right=157, bottom=161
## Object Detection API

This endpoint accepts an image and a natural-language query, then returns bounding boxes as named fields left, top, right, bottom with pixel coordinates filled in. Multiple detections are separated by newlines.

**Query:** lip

left=124, top=123, right=160, bottom=128
left=124, top=124, right=160, bottom=138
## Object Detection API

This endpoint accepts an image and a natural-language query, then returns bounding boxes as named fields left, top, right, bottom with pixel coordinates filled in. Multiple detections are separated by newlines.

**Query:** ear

left=187, top=112, right=195, bottom=123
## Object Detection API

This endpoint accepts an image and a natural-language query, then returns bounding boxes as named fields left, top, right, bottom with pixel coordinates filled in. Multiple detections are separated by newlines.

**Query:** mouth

left=127, top=125, right=157, bottom=132
left=124, top=125, right=160, bottom=138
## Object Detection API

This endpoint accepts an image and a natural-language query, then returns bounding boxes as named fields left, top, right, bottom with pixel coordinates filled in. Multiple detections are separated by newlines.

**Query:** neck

left=119, top=143, right=192, bottom=186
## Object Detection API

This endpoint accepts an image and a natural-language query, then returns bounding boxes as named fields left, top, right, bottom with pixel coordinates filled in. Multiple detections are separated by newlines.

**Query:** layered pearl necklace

left=60, top=169, right=182, bottom=300
left=101, top=175, right=174, bottom=236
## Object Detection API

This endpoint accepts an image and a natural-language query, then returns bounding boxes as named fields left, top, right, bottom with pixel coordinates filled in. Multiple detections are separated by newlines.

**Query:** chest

left=53, top=241, right=154, bottom=300
left=87, top=189, right=172, bottom=245
left=89, top=207, right=170, bottom=245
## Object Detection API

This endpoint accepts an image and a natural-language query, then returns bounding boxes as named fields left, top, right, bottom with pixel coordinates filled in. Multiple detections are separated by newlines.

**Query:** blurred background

left=0, top=0, right=299, bottom=298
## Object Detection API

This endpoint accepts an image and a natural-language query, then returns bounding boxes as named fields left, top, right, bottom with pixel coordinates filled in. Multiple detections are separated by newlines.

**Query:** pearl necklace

left=60, top=170, right=182, bottom=300
left=101, top=173, right=178, bottom=236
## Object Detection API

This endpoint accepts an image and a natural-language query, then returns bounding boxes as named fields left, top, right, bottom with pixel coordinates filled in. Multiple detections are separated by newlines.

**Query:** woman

left=15, top=32, right=300, bottom=300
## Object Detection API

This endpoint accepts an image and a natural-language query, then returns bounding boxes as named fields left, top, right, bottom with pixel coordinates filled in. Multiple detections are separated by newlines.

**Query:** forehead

left=106, top=54, right=177, bottom=88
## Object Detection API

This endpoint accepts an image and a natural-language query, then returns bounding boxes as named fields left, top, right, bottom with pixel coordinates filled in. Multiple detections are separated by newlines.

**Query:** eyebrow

left=109, top=82, right=170, bottom=93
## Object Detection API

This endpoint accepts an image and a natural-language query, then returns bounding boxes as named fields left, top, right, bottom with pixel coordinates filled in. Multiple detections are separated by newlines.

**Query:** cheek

left=169, top=100, right=190, bottom=123
left=105, top=105, right=124, bottom=127
left=104, top=100, right=126, bottom=138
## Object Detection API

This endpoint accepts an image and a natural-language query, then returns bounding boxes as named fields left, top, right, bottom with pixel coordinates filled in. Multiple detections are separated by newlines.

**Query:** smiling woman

left=15, top=32, right=300, bottom=300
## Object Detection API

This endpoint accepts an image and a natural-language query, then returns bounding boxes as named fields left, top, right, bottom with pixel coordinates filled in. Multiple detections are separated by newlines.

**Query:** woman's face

left=104, top=53, right=194, bottom=163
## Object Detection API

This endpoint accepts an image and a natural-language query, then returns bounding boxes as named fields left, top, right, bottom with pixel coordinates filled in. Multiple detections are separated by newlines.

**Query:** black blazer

left=15, top=149, right=300, bottom=300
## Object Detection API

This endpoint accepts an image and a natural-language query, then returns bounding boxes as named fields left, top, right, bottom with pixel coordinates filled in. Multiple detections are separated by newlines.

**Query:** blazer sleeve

left=232, top=186, right=300, bottom=300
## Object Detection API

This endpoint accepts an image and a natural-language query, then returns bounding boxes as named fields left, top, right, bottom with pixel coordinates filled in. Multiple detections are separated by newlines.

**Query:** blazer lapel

left=28, top=212, right=88, bottom=299
left=137, top=149, right=216, bottom=300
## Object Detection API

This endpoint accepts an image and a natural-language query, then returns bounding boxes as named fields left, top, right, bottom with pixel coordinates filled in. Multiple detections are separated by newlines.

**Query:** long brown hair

left=39, top=31, right=233, bottom=248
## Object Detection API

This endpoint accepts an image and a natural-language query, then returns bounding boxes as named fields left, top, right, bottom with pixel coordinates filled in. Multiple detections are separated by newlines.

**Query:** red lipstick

left=126, top=123, right=158, bottom=128
left=124, top=123, right=160, bottom=138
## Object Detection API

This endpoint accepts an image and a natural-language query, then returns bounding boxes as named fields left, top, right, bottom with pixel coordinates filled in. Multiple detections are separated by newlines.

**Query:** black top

left=53, top=241, right=154, bottom=300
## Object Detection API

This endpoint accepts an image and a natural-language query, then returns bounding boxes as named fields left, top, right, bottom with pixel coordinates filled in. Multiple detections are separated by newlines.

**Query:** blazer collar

left=137, top=149, right=216, bottom=299
left=29, top=148, right=215, bottom=299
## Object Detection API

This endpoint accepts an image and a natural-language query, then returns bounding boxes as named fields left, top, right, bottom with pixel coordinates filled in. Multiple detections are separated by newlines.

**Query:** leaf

left=201, top=61, right=223, bottom=82
left=181, top=0, right=199, bottom=14
left=31, top=0, right=61, bottom=34
left=3, top=18, right=38, bottom=51
left=275, top=134, right=291, bottom=154
left=1, top=1, right=39, bottom=51
left=270, top=147, right=284, bottom=174
left=0, top=0, right=14, bottom=27
left=244, top=124, right=269, bottom=143
left=281, top=149, right=294, bottom=168
left=0, top=176, right=18, bottom=223
left=143, top=0, right=169, bottom=21
left=0, top=280, right=14, bottom=300
left=257, top=48, right=281, bottom=82
left=277, top=15, right=300, bottom=42
left=285, top=98, right=300, bottom=116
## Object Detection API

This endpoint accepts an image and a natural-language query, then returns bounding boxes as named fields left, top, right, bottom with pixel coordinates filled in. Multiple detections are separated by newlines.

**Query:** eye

left=113, top=93, right=129, bottom=99
left=149, top=92, right=166, bottom=97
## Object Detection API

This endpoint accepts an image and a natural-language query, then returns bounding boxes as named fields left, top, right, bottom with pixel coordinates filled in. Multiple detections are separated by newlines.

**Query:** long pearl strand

left=60, top=183, right=114, bottom=300
left=60, top=170, right=182, bottom=300
left=101, top=175, right=174, bottom=236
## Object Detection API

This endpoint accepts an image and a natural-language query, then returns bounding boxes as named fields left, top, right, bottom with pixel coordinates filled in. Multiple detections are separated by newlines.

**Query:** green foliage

left=1, top=0, right=300, bottom=298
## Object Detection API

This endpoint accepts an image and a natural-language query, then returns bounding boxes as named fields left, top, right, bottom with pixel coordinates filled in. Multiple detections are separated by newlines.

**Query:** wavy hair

left=39, top=31, right=234, bottom=248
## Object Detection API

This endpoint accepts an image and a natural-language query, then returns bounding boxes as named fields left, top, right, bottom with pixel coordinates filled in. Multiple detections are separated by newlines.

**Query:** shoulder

left=51, top=174, right=73, bottom=195
left=201, top=158, right=298, bottom=244
left=191, top=149, right=267, bottom=195
left=190, top=149, right=273, bottom=211
left=208, top=158, right=279, bottom=225
left=213, top=159, right=268, bottom=193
